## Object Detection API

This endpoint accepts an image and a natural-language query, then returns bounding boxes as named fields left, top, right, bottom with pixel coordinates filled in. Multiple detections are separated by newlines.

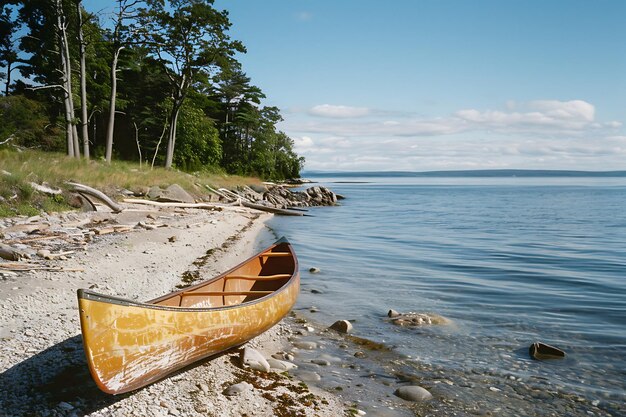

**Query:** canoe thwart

left=259, top=252, right=291, bottom=257
left=180, top=290, right=274, bottom=297
left=225, top=274, right=292, bottom=280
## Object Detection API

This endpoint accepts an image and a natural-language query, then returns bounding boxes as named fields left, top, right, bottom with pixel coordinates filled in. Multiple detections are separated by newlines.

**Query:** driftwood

left=10, top=234, right=65, bottom=244
left=76, top=192, right=97, bottom=212
left=0, top=244, right=28, bottom=261
left=0, top=262, right=84, bottom=272
left=218, top=187, right=250, bottom=202
left=29, top=182, right=62, bottom=195
left=241, top=201, right=305, bottom=216
left=204, top=185, right=233, bottom=201
left=93, top=225, right=133, bottom=235
left=66, top=182, right=124, bottom=213
left=123, top=198, right=223, bottom=211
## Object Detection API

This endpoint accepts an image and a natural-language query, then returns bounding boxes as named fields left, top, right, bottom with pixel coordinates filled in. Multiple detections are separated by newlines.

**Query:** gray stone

left=394, top=385, right=433, bottom=402
left=309, top=267, right=320, bottom=273
left=150, top=184, right=195, bottom=203
left=147, top=186, right=163, bottom=199
left=223, top=381, right=253, bottom=396
left=293, top=341, right=318, bottom=350
left=311, top=359, right=331, bottom=366
left=267, top=358, right=297, bottom=371
left=388, top=309, right=401, bottom=318
left=57, top=402, right=74, bottom=411
left=329, top=319, right=353, bottom=333
left=297, top=371, right=321, bottom=382
left=241, top=347, right=270, bottom=372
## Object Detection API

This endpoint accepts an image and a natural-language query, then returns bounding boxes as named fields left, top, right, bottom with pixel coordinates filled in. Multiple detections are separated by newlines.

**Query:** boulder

left=156, top=184, right=195, bottom=204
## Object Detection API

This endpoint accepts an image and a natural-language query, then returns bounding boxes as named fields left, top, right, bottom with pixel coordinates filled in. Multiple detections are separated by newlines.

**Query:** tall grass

left=0, top=148, right=260, bottom=217
left=0, top=148, right=258, bottom=192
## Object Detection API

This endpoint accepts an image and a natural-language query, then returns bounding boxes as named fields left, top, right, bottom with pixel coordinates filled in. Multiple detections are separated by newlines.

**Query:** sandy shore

left=0, top=204, right=346, bottom=416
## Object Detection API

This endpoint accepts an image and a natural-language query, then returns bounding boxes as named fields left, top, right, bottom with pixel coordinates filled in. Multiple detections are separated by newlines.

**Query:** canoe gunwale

left=77, top=237, right=298, bottom=313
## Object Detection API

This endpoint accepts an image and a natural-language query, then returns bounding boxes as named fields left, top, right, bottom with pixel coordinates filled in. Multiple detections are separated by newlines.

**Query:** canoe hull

left=78, top=240, right=299, bottom=394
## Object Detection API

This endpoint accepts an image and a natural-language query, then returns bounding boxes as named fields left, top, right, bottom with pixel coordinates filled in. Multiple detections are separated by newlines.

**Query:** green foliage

left=2, top=0, right=305, bottom=181
left=0, top=95, right=64, bottom=150
left=173, top=102, right=221, bottom=171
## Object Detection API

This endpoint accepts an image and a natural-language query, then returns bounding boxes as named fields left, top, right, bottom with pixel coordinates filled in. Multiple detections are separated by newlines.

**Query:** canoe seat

left=225, top=274, right=291, bottom=280
left=180, top=290, right=273, bottom=297
left=260, top=252, right=291, bottom=257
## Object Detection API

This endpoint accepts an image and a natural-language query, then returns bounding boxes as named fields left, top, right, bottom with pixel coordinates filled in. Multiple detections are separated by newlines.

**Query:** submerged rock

left=388, top=312, right=449, bottom=327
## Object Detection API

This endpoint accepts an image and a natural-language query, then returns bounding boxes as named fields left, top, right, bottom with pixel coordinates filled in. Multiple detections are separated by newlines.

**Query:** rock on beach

left=394, top=385, right=433, bottom=402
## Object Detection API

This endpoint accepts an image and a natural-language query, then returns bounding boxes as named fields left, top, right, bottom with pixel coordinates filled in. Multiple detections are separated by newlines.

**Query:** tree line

left=0, top=0, right=304, bottom=180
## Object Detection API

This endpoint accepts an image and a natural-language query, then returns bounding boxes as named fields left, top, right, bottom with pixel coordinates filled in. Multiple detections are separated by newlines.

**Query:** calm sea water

left=262, top=174, right=626, bottom=416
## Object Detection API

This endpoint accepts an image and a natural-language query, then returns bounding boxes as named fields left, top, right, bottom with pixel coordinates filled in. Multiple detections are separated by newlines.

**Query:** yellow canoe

left=77, top=237, right=300, bottom=394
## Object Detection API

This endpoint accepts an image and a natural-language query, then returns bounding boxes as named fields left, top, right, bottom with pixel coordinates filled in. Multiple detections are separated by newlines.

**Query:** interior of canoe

left=150, top=242, right=295, bottom=308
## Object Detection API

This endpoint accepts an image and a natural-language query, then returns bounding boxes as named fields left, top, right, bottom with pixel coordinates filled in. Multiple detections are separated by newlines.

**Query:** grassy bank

left=0, top=149, right=260, bottom=218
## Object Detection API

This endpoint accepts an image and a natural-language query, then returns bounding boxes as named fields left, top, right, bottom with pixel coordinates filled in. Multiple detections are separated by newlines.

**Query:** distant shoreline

left=303, top=169, right=626, bottom=178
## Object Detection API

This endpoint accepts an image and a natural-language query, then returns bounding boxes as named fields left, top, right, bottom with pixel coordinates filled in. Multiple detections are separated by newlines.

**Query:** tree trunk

left=77, top=1, right=90, bottom=159
left=56, top=0, right=74, bottom=157
left=60, top=0, right=79, bottom=159
left=4, top=61, right=11, bottom=96
left=105, top=48, right=121, bottom=163
left=164, top=104, right=180, bottom=169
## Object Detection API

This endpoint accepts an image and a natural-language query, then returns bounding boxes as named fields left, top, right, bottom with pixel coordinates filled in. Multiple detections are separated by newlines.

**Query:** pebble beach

left=0, top=204, right=355, bottom=417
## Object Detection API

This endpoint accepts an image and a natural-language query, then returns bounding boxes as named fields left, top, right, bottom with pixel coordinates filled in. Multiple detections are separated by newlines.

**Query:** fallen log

left=66, top=182, right=124, bottom=213
left=123, top=198, right=223, bottom=211
left=241, top=201, right=305, bottom=216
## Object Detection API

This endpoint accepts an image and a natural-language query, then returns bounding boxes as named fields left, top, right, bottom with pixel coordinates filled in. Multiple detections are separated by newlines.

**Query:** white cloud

left=293, top=136, right=314, bottom=150
left=529, top=100, right=595, bottom=121
left=290, top=100, right=621, bottom=138
left=308, top=104, right=371, bottom=118
left=283, top=100, right=625, bottom=171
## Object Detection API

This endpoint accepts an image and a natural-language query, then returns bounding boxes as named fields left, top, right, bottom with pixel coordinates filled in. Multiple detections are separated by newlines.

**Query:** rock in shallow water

left=389, top=312, right=449, bottom=327
left=296, top=371, right=322, bottom=382
left=394, top=385, right=433, bottom=402
left=293, top=341, right=318, bottom=350
left=329, top=319, right=353, bottom=333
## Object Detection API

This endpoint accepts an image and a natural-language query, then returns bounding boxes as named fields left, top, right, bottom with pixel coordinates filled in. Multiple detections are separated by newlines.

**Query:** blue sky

left=89, top=0, right=626, bottom=171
